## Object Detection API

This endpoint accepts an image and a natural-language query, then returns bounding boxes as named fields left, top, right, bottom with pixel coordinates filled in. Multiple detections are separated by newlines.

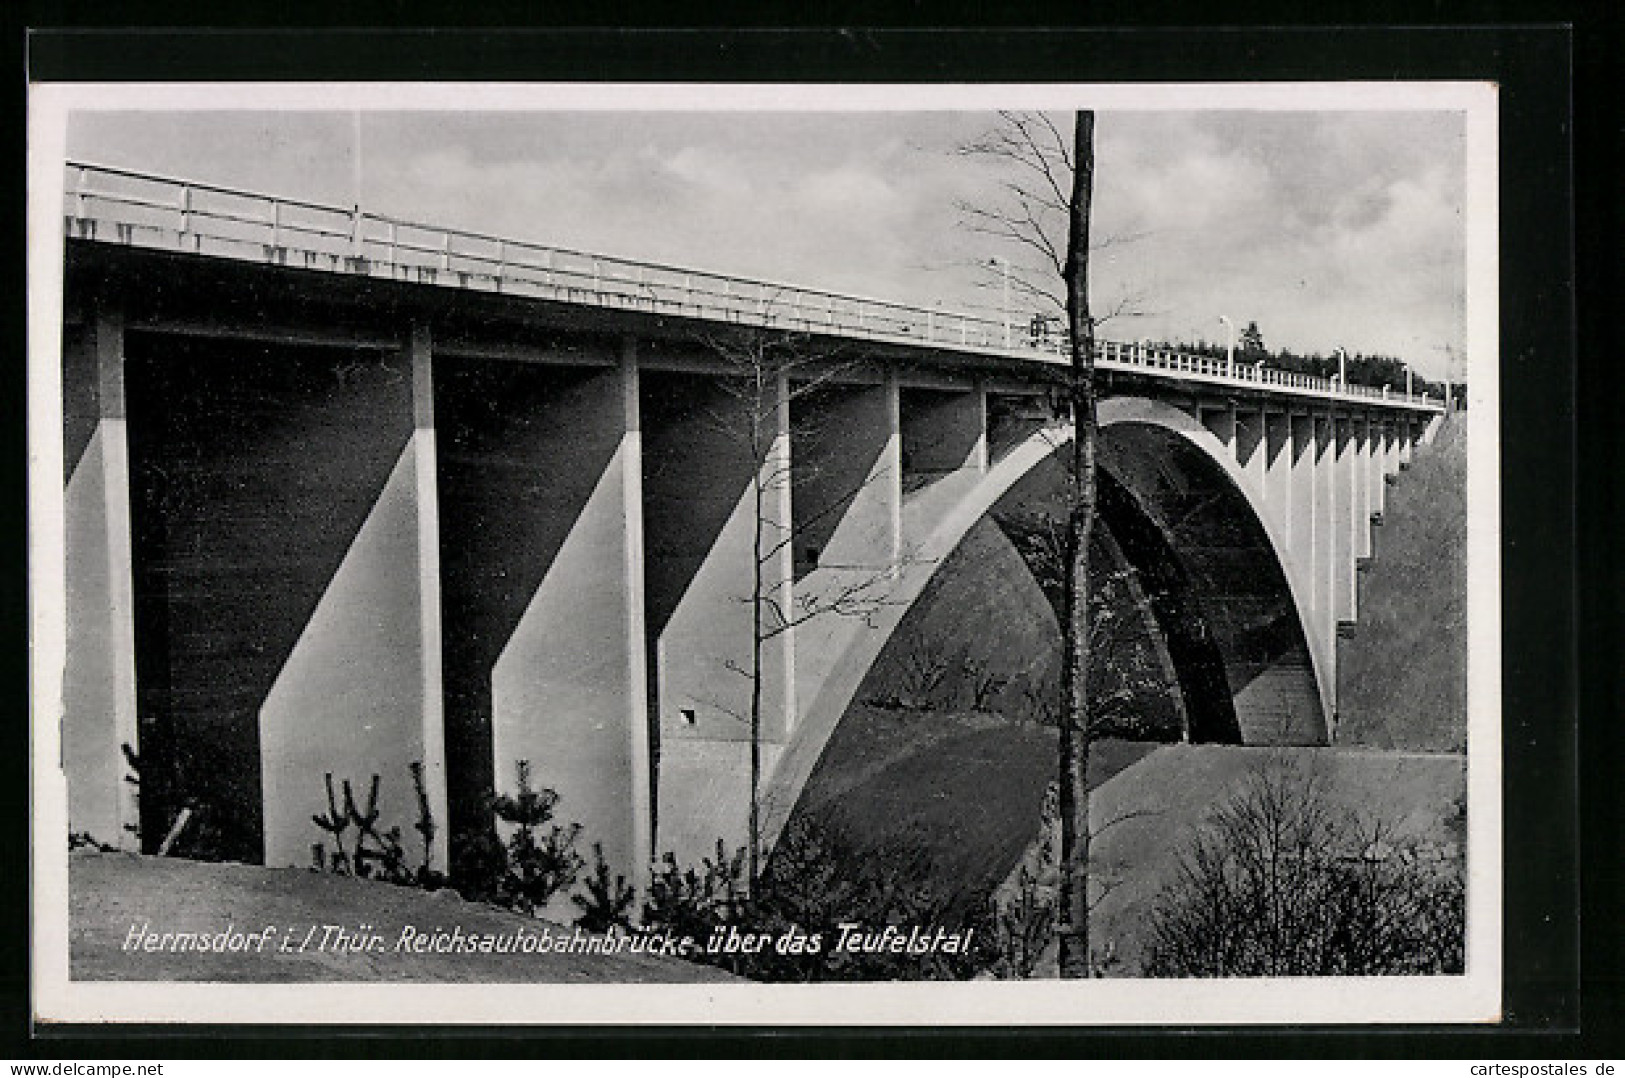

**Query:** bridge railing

left=61, top=161, right=1442, bottom=411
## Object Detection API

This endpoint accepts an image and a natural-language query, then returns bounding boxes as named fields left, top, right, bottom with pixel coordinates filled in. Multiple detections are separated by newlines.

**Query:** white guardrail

left=61, top=161, right=1442, bottom=411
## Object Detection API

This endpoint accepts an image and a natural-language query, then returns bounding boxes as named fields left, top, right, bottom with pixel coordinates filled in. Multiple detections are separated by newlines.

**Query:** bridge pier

left=435, top=339, right=650, bottom=886
left=789, top=374, right=904, bottom=727
left=1336, top=417, right=1362, bottom=628
left=62, top=306, right=140, bottom=849
left=1382, top=419, right=1400, bottom=492
left=1235, top=406, right=1269, bottom=500
left=1371, top=417, right=1390, bottom=518
left=1353, top=416, right=1374, bottom=561
left=642, top=366, right=795, bottom=865
left=1286, top=411, right=1334, bottom=731
left=1263, top=410, right=1294, bottom=549
left=898, top=381, right=988, bottom=537
left=257, top=324, right=451, bottom=874
left=1313, top=414, right=1339, bottom=725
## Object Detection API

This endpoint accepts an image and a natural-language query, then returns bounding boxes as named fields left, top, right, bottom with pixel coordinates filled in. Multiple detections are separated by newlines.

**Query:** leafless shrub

left=959, top=657, right=1010, bottom=711
left=882, top=641, right=955, bottom=710
left=1142, top=757, right=1465, bottom=977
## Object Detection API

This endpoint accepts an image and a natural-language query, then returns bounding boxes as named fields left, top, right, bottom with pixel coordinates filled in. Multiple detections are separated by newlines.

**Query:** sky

left=65, top=107, right=1468, bottom=377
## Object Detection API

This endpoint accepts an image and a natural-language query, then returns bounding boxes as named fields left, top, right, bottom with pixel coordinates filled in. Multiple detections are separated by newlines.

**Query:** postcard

left=29, top=79, right=1501, bottom=1026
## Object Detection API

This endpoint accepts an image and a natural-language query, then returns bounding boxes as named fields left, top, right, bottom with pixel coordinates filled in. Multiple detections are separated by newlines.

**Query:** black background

left=10, top=14, right=1609, bottom=1060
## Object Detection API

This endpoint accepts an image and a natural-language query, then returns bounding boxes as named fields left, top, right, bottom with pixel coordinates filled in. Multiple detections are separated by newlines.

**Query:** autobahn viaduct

left=54, top=163, right=1445, bottom=886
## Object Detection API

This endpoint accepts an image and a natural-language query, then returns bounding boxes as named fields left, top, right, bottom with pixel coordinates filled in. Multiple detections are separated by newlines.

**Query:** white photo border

left=27, top=80, right=1502, bottom=1027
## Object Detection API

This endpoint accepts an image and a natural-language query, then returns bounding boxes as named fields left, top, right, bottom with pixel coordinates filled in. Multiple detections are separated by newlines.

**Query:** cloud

left=65, top=107, right=1468, bottom=374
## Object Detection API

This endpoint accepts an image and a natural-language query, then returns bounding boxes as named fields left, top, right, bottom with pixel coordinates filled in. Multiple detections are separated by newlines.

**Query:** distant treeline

left=1144, top=333, right=1462, bottom=404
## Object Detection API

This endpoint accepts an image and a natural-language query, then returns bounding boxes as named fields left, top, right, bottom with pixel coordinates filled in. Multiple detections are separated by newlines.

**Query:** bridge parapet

left=62, top=161, right=1443, bottom=416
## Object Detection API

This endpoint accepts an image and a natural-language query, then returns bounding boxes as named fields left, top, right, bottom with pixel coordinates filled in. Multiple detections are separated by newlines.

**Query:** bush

left=483, top=760, right=584, bottom=915
left=639, top=817, right=994, bottom=982
left=574, top=842, right=637, bottom=933
left=1142, top=757, right=1465, bottom=977
left=310, top=766, right=445, bottom=889
left=642, top=839, right=752, bottom=951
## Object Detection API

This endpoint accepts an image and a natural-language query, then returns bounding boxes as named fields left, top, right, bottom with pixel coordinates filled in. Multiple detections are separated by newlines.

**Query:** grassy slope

left=791, top=705, right=1056, bottom=916
left=784, top=518, right=1159, bottom=920
left=1337, top=414, right=1468, bottom=750
left=1089, top=745, right=1467, bottom=973
left=789, top=703, right=1158, bottom=921
left=70, top=853, right=737, bottom=983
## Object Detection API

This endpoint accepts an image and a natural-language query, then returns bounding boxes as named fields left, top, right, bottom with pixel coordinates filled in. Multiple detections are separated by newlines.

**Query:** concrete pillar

left=433, top=345, right=649, bottom=884
left=407, top=327, right=451, bottom=877
left=258, top=324, right=450, bottom=872
left=1331, top=415, right=1357, bottom=625
left=1264, top=411, right=1293, bottom=544
left=62, top=307, right=140, bottom=849
left=898, top=383, right=988, bottom=536
left=1236, top=406, right=1269, bottom=511
left=619, top=343, right=654, bottom=891
left=1399, top=418, right=1415, bottom=466
left=1312, top=413, right=1338, bottom=712
left=1352, top=415, right=1373, bottom=561
left=642, top=368, right=795, bottom=865
left=1203, top=402, right=1238, bottom=451
left=1287, top=413, right=1332, bottom=728
left=789, top=378, right=902, bottom=577
left=971, top=378, right=991, bottom=474
left=789, top=376, right=904, bottom=740
left=1371, top=417, right=1389, bottom=517
left=884, top=373, right=904, bottom=564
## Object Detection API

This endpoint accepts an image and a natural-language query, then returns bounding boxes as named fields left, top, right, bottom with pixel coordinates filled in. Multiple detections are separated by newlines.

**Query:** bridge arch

left=760, top=394, right=1327, bottom=851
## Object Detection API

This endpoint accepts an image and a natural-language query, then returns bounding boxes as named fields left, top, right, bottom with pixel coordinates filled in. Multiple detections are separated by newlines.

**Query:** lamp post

left=991, top=257, right=1011, bottom=349
left=1335, top=346, right=1348, bottom=390
left=350, top=110, right=364, bottom=258
left=1218, top=314, right=1235, bottom=376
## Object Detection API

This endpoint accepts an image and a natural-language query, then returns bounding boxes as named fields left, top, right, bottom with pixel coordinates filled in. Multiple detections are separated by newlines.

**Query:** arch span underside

left=758, top=396, right=1331, bottom=857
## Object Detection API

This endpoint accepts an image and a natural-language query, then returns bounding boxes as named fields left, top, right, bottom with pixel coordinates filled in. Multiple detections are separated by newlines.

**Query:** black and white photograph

left=28, top=80, right=1501, bottom=1025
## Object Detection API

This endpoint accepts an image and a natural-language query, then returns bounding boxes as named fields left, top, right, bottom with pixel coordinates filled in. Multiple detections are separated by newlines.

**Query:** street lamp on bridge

left=990, top=257, right=1011, bottom=349
left=1218, top=314, right=1235, bottom=374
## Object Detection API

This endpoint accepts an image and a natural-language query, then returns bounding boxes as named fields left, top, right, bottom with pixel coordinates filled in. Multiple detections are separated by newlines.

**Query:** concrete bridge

left=55, top=162, right=1445, bottom=884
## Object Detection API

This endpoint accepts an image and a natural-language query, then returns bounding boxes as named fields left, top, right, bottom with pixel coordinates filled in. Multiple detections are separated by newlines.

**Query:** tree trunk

left=748, top=373, right=766, bottom=894
left=1056, top=109, right=1098, bottom=979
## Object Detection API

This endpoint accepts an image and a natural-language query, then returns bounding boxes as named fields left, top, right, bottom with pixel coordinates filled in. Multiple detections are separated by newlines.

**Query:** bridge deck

left=60, top=161, right=1442, bottom=415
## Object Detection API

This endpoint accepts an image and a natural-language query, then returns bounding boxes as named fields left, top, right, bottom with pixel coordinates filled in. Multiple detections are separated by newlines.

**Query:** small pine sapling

left=408, top=761, right=442, bottom=885
left=342, top=774, right=383, bottom=877
left=642, top=839, right=751, bottom=942
left=574, top=843, right=636, bottom=933
left=120, top=742, right=142, bottom=844
left=489, top=760, right=584, bottom=914
left=312, top=773, right=354, bottom=874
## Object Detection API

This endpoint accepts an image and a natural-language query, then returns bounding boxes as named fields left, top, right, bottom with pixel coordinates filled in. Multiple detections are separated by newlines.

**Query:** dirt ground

left=69, top=852, right=738, bottom=983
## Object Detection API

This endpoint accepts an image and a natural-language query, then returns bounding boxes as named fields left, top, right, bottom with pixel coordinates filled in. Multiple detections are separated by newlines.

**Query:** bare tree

left=956, top=110, right=1101, bottom=977
left=996, top=510, right=1179, bottom=741
left=957, top=111, right=1149, bottom=338
left=1142, top=755, right=1465, bottom=976
left=697, top=321, right=906, bottom=891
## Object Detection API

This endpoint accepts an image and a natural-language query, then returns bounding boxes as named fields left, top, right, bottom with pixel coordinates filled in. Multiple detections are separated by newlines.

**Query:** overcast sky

left=66, top=108, right=1467, bottom=376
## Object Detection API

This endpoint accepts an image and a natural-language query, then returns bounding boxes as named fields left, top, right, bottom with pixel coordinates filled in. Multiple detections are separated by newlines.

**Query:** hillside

left=1336, top=413, right=1468, bottom=751
left=70, top=852, right=738, bottom=983
left=777, top=517, right=1158, bottom=923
